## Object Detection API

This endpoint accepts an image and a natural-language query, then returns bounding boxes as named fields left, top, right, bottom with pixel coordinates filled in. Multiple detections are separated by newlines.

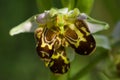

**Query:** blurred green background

left=0, top=0, right=120, bottom=80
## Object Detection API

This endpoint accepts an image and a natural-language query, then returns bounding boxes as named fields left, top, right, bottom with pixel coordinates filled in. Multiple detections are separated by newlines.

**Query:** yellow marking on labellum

left=40, top=27, right=57, bottom=50
left=44, top=60, right=51, bottom=67
left=42, top=52, right=45, bottom=57
left=51, top=52, right=69, bottom=64
left=49, top=61, right=54, bottom=67
left=65, top=25, right=87, bottom=48
left=41, top=35, right=56, bottom=50
left=49, top=51, right=70, bottom=74
left=69, top=24, right=76, bottom=30
left=75, top=27, right=86, bottom=42
left=40, top=51, right=49, bottom=57
left=62, top=66, right=69, bottom=73
left=62, top=66, right=65, bottom=73
left=35, top=27, right=43, bottom=40
left=36, top=33, right=41, bottom=39
left=80, top=27, right=90, bottom=36
left=90, top=44, right=94, bottom=48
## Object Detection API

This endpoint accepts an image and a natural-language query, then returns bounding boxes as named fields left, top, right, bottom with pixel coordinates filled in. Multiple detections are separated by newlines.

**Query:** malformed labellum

left=35, top=8, right=96, bottom=74
left=35, top=27, right=70, bottom=74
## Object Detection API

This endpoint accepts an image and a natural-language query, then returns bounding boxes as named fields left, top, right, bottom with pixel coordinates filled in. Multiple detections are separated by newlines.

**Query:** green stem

left=70, top=50, right=108, bottom=80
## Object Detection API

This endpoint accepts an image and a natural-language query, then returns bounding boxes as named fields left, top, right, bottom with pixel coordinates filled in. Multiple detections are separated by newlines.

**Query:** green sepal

left=86, top=15, right=109, bottom=33
left=9, top=15, right=38, bottom=36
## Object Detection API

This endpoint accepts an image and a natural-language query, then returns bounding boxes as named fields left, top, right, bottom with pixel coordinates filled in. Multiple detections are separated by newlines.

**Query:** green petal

left=9, top=15, right=38, bottom=36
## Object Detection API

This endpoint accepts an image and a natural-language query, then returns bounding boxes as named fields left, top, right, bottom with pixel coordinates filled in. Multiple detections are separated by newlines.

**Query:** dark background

left=0, top=0, right=50, bottom=80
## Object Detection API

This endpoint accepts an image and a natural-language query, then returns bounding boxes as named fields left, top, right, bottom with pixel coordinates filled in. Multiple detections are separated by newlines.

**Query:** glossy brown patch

left=35, top=27, right=57, bottom=59
left=44, top=28, right=57, bottom=43
left=65, top=20, right=96, bottom=55
left=70, top=35, right=96, bottom=55
left=36, top=41, right=54, bottom=59
left=48, top=48, right=70, bottom=74
left=65, top=25, right=78, bottom=40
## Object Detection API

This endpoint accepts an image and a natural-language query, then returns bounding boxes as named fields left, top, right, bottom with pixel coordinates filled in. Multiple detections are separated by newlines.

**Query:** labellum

left=35, top=27, right=70, bottom=74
